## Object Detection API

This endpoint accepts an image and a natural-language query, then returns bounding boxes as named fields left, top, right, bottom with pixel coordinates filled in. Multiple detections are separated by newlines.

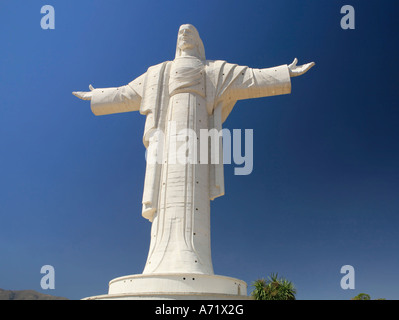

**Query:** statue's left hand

left=288, top=58, right=315, bottom=77
left=72, top=84, right=95, bottom=100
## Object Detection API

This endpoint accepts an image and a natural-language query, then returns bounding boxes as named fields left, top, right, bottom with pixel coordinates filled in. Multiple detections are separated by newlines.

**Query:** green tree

left=351, top=293, right=386, bottom=300
left=351, top=293, right=371, bottom=300
left=251, top=279, right=268, bottom=301
left=251, top=273, right=297, bottom=300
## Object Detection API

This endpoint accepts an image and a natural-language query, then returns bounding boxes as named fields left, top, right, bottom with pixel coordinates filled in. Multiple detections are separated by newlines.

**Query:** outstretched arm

left=72, top=74, right=145, bottom=116
left=222, top=58, right=315, bottom=102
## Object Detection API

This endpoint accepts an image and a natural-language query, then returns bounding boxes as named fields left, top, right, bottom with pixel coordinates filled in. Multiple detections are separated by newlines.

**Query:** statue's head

left=175, top=24, right=205, bottom=60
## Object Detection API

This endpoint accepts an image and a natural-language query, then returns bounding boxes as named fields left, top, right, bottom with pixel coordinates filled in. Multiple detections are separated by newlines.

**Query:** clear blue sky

left=1, top=0, right=398, bottom=300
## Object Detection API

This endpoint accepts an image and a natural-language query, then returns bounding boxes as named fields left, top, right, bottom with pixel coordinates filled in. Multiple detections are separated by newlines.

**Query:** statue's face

left=177, top=25, right=197, bottom=51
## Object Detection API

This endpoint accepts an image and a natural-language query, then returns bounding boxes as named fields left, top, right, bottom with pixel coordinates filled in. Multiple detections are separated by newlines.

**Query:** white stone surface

left=83, top=273, right=251, bottom=300
left=74, top=24, right=314, bottom=299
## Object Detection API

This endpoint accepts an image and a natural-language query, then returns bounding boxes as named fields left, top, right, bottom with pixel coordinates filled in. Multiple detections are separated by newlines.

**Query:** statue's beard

left=178, top=43, right=198, bottom=53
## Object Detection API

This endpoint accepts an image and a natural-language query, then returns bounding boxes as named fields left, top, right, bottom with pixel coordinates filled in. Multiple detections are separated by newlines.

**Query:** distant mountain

left=0, top=288, right=69, bottom=300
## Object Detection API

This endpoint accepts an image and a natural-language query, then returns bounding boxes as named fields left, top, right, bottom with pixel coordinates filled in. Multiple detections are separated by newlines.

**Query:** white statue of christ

left=73, top=24, right=314, bottom=278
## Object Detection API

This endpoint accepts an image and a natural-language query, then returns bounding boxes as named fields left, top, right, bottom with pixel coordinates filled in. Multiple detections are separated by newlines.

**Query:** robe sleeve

left=90, top=73, right=146, bottom=116
left=223, top=64, right=291, bottom=102
left=207, top=61, right=292, bottom=123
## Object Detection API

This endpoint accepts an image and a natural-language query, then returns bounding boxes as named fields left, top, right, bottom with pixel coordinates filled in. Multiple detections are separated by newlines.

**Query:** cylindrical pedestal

left=83, top=273, right=251, bottom=300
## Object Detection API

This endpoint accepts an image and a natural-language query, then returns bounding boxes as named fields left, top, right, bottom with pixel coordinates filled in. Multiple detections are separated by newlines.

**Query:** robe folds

left=90, top=59, right=291, bottom=223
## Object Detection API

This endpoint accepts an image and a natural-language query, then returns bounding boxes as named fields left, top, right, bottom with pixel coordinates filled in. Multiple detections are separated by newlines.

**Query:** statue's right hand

left=72, top=84, right=95, bottom=100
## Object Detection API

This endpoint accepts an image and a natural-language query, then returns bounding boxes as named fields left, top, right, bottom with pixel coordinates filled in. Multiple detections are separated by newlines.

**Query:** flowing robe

left=90, top=58, right=291, bottom=274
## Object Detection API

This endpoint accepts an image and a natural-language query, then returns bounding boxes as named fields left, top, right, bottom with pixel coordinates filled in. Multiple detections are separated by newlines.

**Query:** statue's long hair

left=175, top=24, right=206, bottom=61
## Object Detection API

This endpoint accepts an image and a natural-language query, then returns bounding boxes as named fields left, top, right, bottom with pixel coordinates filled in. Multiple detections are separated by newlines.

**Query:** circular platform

left=83, top=273, right=251, bottom=300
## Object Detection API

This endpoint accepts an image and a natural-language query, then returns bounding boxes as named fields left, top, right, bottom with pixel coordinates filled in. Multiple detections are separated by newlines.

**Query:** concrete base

left=83, top=273, right=251, bottom=300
